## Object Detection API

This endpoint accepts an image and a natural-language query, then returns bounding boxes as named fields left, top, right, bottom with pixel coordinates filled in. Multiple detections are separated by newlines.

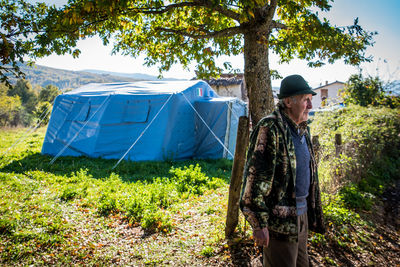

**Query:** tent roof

left=65, top=80, right=207, bottom=96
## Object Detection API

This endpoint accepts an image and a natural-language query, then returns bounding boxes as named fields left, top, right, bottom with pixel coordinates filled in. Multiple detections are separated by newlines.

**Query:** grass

left=0, top=126, right=399, bottom=266
left=0, top=127, right=239, bottom=265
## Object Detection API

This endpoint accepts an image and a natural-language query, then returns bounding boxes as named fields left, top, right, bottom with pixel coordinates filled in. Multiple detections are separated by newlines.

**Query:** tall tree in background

left=7, top=79, right=38, bottom=113
left=38, top=84, right=61, bottom=103
left=342, top=73, right=400, bottom=108
left=2, top=0, right=375, bottom=124
left=0, top=83, right=21, bottom=126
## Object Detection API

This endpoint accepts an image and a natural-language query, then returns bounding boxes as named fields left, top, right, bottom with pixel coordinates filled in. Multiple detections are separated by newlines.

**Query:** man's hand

left=253, top=227, right=269, bottom=247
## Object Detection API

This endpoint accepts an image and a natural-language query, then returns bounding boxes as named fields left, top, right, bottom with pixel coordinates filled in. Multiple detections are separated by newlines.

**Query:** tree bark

left=225, top=116, right=249, bottom=239
left=244, top=29, right=275, bottom=125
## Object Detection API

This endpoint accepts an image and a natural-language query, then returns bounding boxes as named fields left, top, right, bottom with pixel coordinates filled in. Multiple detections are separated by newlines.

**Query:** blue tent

left=42, top=80, right=247, bottom=162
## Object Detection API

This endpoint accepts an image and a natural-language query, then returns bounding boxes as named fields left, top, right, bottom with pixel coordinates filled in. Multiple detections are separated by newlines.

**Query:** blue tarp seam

left=225, top=100, right=239, bottom=121
left=223, top=101, right=232, bottom=158
left=180, top=92, right=234, bottom=159
left=49, top=94, right=112, bottom=165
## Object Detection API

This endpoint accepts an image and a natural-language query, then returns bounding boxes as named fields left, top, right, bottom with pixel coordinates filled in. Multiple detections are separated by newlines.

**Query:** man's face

left=285, top=94, right=313, bottom=124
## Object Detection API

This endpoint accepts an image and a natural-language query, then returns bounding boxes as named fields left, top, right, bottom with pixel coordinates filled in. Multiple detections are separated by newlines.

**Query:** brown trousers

left=263, top=213, right=309, bottom=267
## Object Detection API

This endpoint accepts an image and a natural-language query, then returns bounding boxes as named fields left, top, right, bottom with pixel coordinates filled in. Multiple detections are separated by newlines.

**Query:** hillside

left=8, top=64, right=181, bottom=91
left=82, top=69, right=182, bottom=81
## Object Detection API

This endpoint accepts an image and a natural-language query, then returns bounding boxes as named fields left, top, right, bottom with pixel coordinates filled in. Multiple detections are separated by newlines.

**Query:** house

left=312, top=81, right=345, bottom=109
left=204, top=73, right=247, bottom=101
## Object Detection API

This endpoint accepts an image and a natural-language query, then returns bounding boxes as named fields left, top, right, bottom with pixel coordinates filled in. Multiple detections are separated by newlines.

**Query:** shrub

left=60, top=186, right=79, bottom=201
left=125, top=195, right=147, bottom=221
left=322, top=194, right=363, bottom=226
left=200, top=246, right=214, bottom=257
left=170, top=164, right=223, bottom=196
left=0, top=216, right=17, bottom=235
left=341, top=73, right=400, bottom=108
left=339, top=183, right=374, bottom=211
left=311, top=104, right=400, bottom=191
left=97, top=193, right=118, bottom=216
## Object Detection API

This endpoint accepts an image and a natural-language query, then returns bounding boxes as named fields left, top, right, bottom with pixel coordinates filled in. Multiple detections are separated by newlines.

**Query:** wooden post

left=335, top=133, right=342, bottom=156
left=312, top=135, right=320, bottom=163
left=225, top=116, right=249, bottom=239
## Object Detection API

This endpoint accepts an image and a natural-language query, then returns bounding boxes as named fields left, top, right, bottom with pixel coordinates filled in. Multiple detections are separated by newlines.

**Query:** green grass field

left=0, top=126, right=399, bottom=266
left=0, top=127, right=251, bottom=265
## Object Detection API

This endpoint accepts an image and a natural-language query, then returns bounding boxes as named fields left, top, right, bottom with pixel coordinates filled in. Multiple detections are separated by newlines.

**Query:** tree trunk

left=244, top=29, right=275, bottom=125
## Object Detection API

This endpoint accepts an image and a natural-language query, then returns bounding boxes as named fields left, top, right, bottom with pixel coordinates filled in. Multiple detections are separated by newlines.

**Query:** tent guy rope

left=112, top=93, right=175, bottom=169
left=181, top=92, right=234, bottom=159
left=0, top=100, right=53, bottom=157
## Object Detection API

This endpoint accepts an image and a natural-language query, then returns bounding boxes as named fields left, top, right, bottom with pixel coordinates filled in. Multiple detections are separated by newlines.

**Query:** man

left=240, top=74, right=325, bottom=267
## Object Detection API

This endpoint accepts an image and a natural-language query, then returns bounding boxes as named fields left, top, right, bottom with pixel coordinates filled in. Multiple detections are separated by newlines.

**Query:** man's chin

left=301, top=114, right=309, bottom=122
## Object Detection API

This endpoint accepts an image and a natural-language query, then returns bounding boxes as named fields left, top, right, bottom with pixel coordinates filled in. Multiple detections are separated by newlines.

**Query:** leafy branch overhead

left=2, top=0, right=375, bottom=78
left=1, top=0, right=376, bottom=123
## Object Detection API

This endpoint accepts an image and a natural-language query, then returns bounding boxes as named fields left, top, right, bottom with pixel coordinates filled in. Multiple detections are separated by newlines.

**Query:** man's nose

left=307, top=99, right=312, bottom=109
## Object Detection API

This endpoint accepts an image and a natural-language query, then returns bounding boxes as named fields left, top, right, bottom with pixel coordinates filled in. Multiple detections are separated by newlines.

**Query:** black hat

left=277, top=74, right=316, bottom=99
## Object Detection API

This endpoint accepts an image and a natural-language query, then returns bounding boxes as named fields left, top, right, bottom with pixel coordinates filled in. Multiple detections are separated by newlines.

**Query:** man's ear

left=283, top=97, right=292, bottom=108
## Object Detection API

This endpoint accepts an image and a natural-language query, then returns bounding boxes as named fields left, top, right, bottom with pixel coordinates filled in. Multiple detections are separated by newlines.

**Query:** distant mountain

left=8, top=64, right=184, bottom=91
left=82, top=69, right=182, bottom=81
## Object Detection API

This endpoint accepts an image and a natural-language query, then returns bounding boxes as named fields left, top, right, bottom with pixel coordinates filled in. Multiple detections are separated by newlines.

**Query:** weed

left=200, top=246, right=214, bottom=257
left=97, top=193, right=118, bottom=216
left=60, top=187, right=80, bottom=201
left=0, top=216, right=17, bottom=234
left=339, top=183, right=374, bottom=211
left=324, top=256, right=338, bottom=266
left=309, top=232, right=326, bottom=246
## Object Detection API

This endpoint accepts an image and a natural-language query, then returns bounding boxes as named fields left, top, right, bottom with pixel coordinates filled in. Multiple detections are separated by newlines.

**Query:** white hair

left=278, top=96, right=298, bottom=108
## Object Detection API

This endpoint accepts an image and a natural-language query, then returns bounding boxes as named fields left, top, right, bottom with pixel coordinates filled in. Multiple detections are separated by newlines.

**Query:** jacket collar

left=277, top=106, right=308, bottom=136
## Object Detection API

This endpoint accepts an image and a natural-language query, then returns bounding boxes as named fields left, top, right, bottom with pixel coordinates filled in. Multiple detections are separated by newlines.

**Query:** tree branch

left=271, top=20, right=287, bottom=30
left=125, top=1, right=241, bottom=21
left=264, top=0, right=277, bottom=31
left=198, top=0, right=241, bottom=21
left=155, top=25, right=244, bottom=39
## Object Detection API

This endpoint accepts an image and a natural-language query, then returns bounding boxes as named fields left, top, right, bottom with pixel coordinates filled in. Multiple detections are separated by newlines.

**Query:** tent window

left=67, top=102, right=90, bottom=122
left=123, top=100, right=150, bottom=123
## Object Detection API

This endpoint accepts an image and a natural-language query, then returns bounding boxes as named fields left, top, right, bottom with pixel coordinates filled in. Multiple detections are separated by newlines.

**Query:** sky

left=34, top=0, right=400, bottom=88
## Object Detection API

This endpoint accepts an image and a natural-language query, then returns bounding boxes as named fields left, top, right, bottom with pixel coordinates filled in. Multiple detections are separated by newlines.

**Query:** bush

left=200, top=246, right=214, bottom=257
left=60, top=186, right=80, bottom=201
left=311, top=104, right=400, bottom=192
left=0, top=95, right=22, bottom=127
left=339, top=183, right=374, bottom=211
left=170, top=164, right=222, bottom=196
left=97, top=193, right=118, bottom=216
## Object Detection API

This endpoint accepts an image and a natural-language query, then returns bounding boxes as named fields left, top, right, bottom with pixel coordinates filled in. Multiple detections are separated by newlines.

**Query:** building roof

left=205, top=77, right=243, bottom=86
left=313, top=81, right=345, bottom=91
left=203, top=73, right=244, bottom=87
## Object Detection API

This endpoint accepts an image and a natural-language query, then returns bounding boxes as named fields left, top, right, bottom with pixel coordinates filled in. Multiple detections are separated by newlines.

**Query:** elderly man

left=240, top=74, right=325, bottom=267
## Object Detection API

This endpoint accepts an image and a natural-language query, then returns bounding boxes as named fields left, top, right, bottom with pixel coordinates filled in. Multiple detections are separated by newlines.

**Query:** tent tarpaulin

left=42, top=80, right=247, bottom=162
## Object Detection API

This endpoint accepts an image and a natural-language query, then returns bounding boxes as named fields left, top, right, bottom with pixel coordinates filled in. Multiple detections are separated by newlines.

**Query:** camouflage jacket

left=240, top=107, right=325, bottom=241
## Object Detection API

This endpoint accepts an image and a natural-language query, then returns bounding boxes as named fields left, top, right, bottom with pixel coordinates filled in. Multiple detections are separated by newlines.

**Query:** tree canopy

left=1, top=0, right=376, bottom=123
left=342, top=74, right=400, bottom=108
